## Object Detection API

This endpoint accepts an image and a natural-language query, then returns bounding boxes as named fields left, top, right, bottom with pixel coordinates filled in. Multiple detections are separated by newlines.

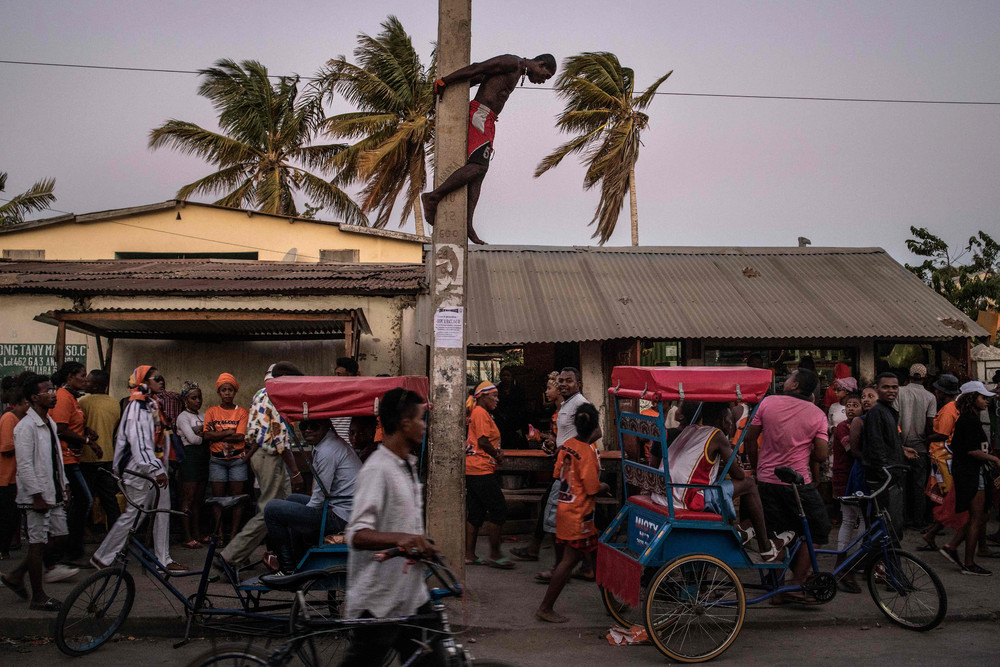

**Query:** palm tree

left=316, top=16, right=435, bottom=235
left=149, top=59, right=364, bottom=222
left=535, top=52, right=672, bottom=245
left=0, top=171, right=56, bottom=226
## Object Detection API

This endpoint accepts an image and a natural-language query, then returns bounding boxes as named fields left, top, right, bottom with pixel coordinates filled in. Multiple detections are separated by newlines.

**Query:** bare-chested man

left=421, top=53, right=556, bottom=244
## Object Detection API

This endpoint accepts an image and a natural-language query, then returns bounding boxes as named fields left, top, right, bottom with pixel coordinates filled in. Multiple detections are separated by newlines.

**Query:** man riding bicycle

left=340, top=387, right=438, bottom=666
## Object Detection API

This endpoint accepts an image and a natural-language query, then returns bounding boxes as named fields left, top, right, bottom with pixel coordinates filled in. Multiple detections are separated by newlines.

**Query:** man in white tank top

left=652, top=402, right=792, bottom=562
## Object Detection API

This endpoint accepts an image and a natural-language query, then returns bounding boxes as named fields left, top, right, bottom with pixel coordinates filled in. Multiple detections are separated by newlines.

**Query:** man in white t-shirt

left=556, top=367, right=591, bottom=448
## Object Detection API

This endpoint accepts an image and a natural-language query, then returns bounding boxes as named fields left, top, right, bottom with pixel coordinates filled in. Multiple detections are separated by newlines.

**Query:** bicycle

left=186, top=549, right=513, bottom=667
left=53, top=469, right=338, bottom=656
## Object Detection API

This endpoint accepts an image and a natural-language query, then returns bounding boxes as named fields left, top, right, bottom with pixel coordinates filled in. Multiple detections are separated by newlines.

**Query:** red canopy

left=608, top=366, right=772, bottom=403
left=265, top=375, right=430, bottom=420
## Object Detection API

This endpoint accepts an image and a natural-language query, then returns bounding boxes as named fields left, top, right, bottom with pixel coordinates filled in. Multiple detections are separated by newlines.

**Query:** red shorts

left=556, top=535, right=599, bottom=553
left=468, top=100, right=497, bottom=166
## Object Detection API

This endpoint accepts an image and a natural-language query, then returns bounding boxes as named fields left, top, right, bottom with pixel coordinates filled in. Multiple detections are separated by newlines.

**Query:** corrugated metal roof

left=0, top=259, right=426, bottom=296
left=466, top=246, right=989, bottom=344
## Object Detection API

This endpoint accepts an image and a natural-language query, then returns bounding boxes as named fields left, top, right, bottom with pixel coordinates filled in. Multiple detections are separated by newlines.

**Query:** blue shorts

left=704, top=479, right=736, bottom=520
left=209, top=457, right=248, bottom=483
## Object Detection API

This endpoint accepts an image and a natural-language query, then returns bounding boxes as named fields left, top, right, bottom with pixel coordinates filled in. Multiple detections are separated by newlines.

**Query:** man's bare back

left=421, top=53, right=556, bottom=244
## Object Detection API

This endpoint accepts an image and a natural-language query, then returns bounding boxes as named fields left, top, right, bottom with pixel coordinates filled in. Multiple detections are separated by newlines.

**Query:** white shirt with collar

left=14, top=408, right=66, bottom=506
left=344, top=444, right=429, bottom=618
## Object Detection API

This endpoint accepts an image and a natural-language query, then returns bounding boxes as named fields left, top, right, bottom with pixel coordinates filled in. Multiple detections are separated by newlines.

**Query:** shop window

left=705, top=346, right=856, bottom=394
left=467, top=346, right=524, bottom=386
left=640, top=340, right=682, bottom=367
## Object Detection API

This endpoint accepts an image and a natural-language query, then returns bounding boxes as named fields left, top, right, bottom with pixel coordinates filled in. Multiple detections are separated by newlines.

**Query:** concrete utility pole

left=427, top=0, right=471, bottom=579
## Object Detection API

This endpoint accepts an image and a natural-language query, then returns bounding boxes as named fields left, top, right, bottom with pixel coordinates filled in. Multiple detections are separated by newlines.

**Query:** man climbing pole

left=422, top=53, right=556, bottom=244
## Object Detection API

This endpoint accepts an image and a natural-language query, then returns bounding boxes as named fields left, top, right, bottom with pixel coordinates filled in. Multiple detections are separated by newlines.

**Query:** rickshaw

left=54, top=375, right=428, bottom=656
left=596, top=366, right=947, bottom=663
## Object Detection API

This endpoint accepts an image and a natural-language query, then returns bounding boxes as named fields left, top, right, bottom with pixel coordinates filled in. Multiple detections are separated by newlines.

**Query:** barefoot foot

left=535, top=609, right=569, bottom=623
left=421, top=193, right=437, bottom=226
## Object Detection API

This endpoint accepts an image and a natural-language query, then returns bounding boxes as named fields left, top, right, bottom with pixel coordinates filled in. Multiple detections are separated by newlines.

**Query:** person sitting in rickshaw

left=348, top=416, right=379, bottom=463
left=651, top=402, right=792, bottom=562
left=263, top=418, right=361, bottom=575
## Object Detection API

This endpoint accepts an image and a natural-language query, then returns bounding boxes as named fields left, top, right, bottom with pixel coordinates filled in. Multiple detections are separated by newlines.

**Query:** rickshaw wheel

left=601, top=582, right=650, bottom=628
left=643, top=554, right=745, bottom=663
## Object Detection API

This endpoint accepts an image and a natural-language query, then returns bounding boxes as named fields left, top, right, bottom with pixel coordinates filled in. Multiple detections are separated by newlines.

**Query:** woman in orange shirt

left=203, top=373, right=249, bottom=542
left=50, top=362, right=101, bottom=565
left=464, top=381, right=514, bottom=568
left=536, top=402, right=608, bottom=623
left=0, top=381, right=31, bottom=558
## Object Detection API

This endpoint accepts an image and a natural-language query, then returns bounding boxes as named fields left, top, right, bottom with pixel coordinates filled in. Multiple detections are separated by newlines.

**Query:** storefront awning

left=35, top=308, right=370, bottom=368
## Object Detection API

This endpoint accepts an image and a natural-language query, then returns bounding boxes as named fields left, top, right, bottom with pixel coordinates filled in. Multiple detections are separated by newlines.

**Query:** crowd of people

left=0, top=356, right=379, bottom=610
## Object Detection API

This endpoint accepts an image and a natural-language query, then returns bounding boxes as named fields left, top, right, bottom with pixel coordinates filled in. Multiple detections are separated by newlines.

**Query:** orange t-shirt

left=465, top=405, right=500, bottom=475
left=554, top=436, right=601, bottom=541
left=51, top=387, right=85, bottom=465
left=204, top=405, right=249, bottom=455
left=932, top=401, right=959, bottom=447
left=0, top=410, right=21, bottom=486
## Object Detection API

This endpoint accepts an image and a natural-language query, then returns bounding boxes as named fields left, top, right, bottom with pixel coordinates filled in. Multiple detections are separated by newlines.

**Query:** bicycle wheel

left=288, top=568, right=347, bottom=633
left=185, top=642, right=272, bottom=667
left=865, top=549, right=946, bottom=631
left=601, top=580, right=649, bottom=628
left=643, top=554, right=745, bottom=663
left=54, top=567, right=136, bottom=656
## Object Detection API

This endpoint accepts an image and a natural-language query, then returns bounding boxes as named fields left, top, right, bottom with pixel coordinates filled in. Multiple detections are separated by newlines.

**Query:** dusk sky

left=3, top=1, right=998, bottom=260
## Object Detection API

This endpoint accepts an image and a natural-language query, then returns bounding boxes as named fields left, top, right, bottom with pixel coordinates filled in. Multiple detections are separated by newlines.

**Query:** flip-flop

left=466, top=557, right=487, bottom=566
left=571, top=571, right=596, bottom=581
left=1, top=575, right=28, bottom=600
left=183, top=540, right=203, bottom=549
left=510, top=547, right=539, bottom=562
left=915, top=544, right=937, bottom=552
left=485, top=557, right=516, bottom=570
left=29, top=597, right=62, bottom=611
left=534, top=572, right=552, bottom=583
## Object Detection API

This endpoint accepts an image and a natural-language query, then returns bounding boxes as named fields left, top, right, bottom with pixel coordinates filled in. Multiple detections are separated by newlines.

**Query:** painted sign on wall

left=0, top=343, right=87, bottom=378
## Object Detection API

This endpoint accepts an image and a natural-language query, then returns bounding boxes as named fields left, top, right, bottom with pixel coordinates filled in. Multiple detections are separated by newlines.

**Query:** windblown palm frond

left=315, top=15, right=434, bottom=233
left=149, top=59, right=364, bottom=223
left=0, top=171, right=57, bottom=226
left=536, top=52, right=671, bottom=245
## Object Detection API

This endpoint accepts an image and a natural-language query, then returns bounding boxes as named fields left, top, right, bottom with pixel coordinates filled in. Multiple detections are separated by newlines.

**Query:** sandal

left=198, top=535, right=213, bottom=544
left=571, top=571, right=595, bottom=581
left=183, top=540, right=203, bottom=549
left=29, top=597, right=62, bottom=611
left=915, top=544, right=937, bottom=552
left=534, top=572, right=552, bottom=583
left=510, top=546, right=539, bottom=561
left=1, top=575, right=28, bottom=600
left=466, top=557, right=487, bottom=566
left=485, top=557, right=516, bottom=570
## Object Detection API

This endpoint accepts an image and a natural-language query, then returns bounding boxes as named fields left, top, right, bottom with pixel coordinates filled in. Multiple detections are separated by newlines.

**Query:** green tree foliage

left=316, top=16, right=435, bottom=234
left=0, top=171, right=56, bottom=226
left=906, top=226, right=1000, bottom=318
left=535, top=52, right=671, bottom=245
left=149, top=59, right=364, bottom=222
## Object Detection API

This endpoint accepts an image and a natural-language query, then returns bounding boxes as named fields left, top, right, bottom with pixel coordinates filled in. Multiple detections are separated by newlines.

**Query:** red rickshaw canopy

left=608, top=366, right=772, bottom=403
left=265, top=375, right=430, bottom=421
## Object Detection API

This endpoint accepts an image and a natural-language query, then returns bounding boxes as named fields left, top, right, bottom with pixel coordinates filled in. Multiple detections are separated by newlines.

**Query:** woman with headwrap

left=203, top=373, right=250, bottom=543
left=91, top=365, right=187, bottom=573
left=464, top=381, right=514, bottom=569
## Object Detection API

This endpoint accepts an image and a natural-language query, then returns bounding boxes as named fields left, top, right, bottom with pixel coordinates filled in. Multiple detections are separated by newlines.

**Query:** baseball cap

left=909, top=363, right=927, bottom=379
left=932, top=374, right=961, bottom=396
left=959, top=380, right=996, bottom=398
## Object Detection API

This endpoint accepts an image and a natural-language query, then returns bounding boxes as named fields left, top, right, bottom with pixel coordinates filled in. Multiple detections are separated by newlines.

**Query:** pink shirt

left=751, top=394, right=828, bottom=485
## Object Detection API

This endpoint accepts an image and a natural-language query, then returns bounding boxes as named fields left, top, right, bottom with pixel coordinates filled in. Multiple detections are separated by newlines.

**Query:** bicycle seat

left=205, top=495, right=250, bottom=509
left=260, top=566, right=342, bottom=591
left=774, top=466, right=804, bottom=486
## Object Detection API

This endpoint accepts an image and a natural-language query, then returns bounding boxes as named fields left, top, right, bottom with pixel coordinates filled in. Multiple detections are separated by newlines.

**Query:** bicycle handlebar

left=837, top=464, right=907, bottom=504
left=100, top=467, right=189, bottom=518
left=373, top=547, right=463, bottom=598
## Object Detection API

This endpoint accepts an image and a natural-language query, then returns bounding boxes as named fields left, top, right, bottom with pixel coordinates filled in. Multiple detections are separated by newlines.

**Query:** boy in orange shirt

left=536, top=402, right=608, bottom=623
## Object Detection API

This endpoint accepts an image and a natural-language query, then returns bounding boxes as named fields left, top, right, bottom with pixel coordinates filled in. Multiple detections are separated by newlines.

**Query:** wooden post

left=427, top=0, right=471, bottom=578
left=55, top=320, right=66, bottom=367
left=95, top=336, right=105, bottom=371
left=105, top=338, right=115, bottom=376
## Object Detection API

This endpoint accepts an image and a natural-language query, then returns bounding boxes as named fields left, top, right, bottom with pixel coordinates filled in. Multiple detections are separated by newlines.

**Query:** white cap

left=959, top=380, right=996, bottom=398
